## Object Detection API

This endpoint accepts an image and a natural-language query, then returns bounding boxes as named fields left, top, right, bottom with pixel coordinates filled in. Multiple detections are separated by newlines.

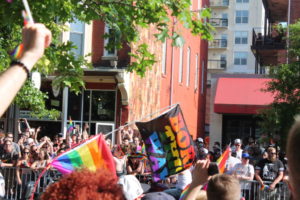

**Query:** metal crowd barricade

left=0, top=167, right=61, bottom=200
left=240, top=180, right=290, bottom=200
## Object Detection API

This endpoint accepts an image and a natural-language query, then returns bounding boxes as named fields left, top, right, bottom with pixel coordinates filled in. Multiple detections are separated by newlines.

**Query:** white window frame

left=96, top=122, right=115, bottom=144
left=195, top=54, right=199, bottom=90
left=161, top=40, right=167, bottom=74
left=186, top=47, right=191, bottom=87
left=201, top=60, right=205, bottom=95
left=69, top=19, right=85, bottom=57
left=179, top=46, right=184, bottom=83
left=236, top=10, right=249, bottom=24
left=235, top=31, right=248, bottom=44
left=234, top=52, right=248, bottom=66
left=103, top=24, right=117, bottom=57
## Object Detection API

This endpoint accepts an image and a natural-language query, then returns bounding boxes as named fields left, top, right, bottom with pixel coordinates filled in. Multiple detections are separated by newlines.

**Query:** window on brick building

left=195, top=54, right=199, bottom=90
left=186, top=47, right=191, bottom=87
left=70, top=19, right=85, bottom=57
left=103, top=24, right=117, bottom=57
left=179, top=46, right=184, bottom=83
left=161, top=40, right=167, bottom=74
left=236, top=10, right=249, bottom=24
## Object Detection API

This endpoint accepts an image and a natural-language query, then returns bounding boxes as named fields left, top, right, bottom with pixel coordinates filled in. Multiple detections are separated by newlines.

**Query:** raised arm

left=0, top=23, right=52, bottom=117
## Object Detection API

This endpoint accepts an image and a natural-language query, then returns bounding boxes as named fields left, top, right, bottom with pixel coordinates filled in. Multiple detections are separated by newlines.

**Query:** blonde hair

left=207, top=174, right=240, bottom=200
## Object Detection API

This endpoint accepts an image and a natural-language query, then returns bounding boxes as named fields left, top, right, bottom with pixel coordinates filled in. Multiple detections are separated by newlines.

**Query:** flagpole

left=22, top=0, right=34, bottom=23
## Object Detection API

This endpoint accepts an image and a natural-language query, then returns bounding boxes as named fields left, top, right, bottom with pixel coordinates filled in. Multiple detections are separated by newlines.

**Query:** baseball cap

left=118, top=175, right=143, bottom=200
left=197, top=137, right=204, bottom=143
left=234, top=139, right=241, bottom=144
left=242, top=153, right=250, bottom=159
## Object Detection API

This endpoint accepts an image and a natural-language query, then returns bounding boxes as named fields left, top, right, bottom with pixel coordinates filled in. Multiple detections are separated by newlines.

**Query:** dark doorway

left=222, top=115, right=262, bottom=147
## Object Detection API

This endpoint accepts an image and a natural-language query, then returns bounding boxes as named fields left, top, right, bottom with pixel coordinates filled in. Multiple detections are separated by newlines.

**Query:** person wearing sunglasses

left=254, top=146, right=284, bottom=200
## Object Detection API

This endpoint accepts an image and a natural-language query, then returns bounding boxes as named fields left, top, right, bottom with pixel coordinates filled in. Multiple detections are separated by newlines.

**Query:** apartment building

left=207, top=0, right=267, bottom=147
left=1, top=0, right=209, bottom=141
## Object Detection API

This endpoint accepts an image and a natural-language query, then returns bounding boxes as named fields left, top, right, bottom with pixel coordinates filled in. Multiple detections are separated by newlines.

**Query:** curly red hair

left=41, top=169, right=125, bottom=200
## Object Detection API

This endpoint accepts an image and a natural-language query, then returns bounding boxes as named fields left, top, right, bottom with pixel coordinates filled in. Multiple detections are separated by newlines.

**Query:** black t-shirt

left=255, top=158, right=284, bottom=181
left=0, top=151, right=19, bottom=164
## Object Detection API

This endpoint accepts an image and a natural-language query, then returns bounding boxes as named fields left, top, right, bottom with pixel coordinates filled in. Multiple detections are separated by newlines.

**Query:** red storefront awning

left=214, top=78, right=274, bottom=114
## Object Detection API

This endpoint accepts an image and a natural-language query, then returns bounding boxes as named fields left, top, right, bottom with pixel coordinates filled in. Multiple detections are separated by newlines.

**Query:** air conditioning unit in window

left=96, top=122, right=115, bottom=144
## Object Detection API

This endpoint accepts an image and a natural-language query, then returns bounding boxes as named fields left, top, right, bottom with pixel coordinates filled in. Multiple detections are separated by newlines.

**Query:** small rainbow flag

left=51, top=134, right=116, bottom=176
left=216, top=146, right=230, bottom=174
left=179, top=184, right=190, bottom=200
left=11, top=43, right=23, bottom=59
left=67, top=118, right=75, bottom=133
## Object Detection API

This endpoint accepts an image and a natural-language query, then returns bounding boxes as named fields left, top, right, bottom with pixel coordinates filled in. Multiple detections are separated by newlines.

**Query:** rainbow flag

left=11, top=44, right=23, bottom=59
left=216, top=146, right=230, bottom=174
left=51, top=134, right=116, bottom=176
left=67, top=118, right=75, bottom=133
left=179, top=184, right=190, bottom=200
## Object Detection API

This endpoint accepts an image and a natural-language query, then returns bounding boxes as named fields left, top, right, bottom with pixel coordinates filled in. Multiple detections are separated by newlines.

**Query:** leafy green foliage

left=259, top=21, right=300, bottom=146
left=0, top=0, right=213, bottom=118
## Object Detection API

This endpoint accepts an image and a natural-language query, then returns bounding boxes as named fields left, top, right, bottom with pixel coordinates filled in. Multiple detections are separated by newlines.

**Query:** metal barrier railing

left=0, top=167, right=291, bottom=200
left=0, top=167, right=61, bottom=200
left=240, top=180, right=290, bottom=200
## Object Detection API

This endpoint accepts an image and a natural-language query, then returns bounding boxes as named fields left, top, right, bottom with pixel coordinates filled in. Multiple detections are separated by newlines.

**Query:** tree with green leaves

left=259, top=21, right=300, bottom=147
left=0, top=0, right=213, bottom=118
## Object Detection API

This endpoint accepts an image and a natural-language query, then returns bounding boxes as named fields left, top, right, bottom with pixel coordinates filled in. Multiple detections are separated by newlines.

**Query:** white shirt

left=226, top=156, right=241, bottom=174
left=176, top=169, right=192, bottom=190
left=232, top=163, right=254, bottom=190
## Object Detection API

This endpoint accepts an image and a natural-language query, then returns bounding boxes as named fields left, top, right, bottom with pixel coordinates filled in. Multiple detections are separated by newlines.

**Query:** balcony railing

left=251, top=28, right=286, bottom=50
left=210, top=0, right=229, bottom=7
left=208, top=59, right=227, bottom=70
left=209, top=39, right=227, bottom=49
left=210, top=18, right=228, bottom=28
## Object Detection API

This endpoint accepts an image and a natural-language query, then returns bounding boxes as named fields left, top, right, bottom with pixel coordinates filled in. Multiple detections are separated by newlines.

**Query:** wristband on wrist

left=10, top=60, right=30, bottom=79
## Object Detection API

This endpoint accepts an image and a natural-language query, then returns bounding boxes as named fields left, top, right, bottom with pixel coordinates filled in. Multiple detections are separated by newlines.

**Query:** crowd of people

left=0, top=117, right=290, bottom=200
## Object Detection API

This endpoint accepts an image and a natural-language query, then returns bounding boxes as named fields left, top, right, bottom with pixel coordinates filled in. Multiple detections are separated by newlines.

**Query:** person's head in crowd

left=6, top=132, right=14, bottom=142
left=53, top=144, right=59, bottom=153
left=22, top=147, right=31, bottom=159
left=58, top=134, right=64, bottom=144
left=38, top=149, right=49, bottom=161
left=197, top=137, right=204, bottom=147
left=112, top=145, right=125, bottom=158
left=262, top=151, right=268, bottom=159
left=0, top=133, right=5, bottom=145
left=26, top=138, right=35, bottom=146
left=267, top=146, right=277, bottom=162
left=199, top=147, right=208, bottom=160
left=60, top=143, right=67, bottom=150
left=207, top=174, right=240, bottom=200
left=30, top=145, right=39, bottom=158
left=241, top=153, right=250, bottom=165
left=286, top=119, right=300, bottom=200
left=71, top=133, right=77, bottom=143
left=234, top=139, right=242, bottom=150
left=248, top=137, right=255, bottom=146
left=41, top=169, right=125, bottom=200
left=22, top=130, right=30, bottom=139
left=133, top=136, right=140, bottom=147
left=123, top=136, right=130, bottom=146
left=4, top=139, right=13, bottom=153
